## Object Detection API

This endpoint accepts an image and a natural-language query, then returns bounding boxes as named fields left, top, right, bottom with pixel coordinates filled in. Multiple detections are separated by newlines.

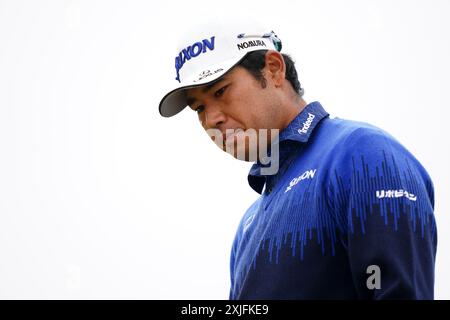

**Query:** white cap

left=158, top=21, right=282, bottom=117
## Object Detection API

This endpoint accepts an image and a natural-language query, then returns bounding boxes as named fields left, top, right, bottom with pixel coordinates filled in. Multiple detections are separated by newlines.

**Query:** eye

left=214, top=85, right=227, bottom=98
left=195, top=105, right=205, bottom=114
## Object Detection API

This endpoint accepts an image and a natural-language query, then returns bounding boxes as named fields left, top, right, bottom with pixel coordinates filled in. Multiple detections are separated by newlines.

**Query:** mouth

left=224, top=128, right=244, bottom=145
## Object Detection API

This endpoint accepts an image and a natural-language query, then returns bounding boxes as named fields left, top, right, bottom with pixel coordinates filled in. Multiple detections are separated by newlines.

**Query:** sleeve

left=328, top=127, right=437, bottom=299
left=228, top=214, right=244, bottom=300
left=229, top=237, right=237, bottom=300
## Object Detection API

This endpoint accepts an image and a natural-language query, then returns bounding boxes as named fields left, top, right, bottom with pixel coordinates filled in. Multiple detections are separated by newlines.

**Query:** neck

left=280, top=96, right=308, bottom=130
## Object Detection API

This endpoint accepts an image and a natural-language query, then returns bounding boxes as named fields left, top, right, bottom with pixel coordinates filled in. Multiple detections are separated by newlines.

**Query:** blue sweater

left=229, top=101, right=437, bottom=299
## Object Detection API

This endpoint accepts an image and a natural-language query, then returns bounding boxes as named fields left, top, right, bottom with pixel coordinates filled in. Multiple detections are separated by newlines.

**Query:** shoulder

left=318, top=117, right=394, bottom=145
left=317, top=117, right=415, bottom=164
left=308, top=117, right=413, bottom=174
left=320, top=118, right=433, bottom=195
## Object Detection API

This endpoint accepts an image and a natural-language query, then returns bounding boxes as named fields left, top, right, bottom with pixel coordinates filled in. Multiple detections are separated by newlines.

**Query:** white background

left=0, top=0, right=449, bottom=299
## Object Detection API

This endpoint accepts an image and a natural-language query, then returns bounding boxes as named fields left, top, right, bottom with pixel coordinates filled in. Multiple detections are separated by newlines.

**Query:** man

left=158, top=23, right=437, bottom=299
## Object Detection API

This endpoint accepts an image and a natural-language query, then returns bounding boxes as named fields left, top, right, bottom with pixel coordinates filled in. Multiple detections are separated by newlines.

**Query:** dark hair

left=237, top=50, right=304, bottom=97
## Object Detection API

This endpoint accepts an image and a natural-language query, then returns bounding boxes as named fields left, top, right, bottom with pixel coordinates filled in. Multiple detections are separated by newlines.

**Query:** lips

left=224, top=128, right=244, bottom=144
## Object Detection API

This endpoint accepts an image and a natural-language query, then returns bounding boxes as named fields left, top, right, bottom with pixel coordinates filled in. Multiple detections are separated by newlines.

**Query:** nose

left=202, top=104, right=226, bottom=130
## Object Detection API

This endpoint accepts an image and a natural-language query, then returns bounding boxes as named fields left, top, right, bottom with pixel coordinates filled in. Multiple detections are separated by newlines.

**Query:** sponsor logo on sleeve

left=376, top=189, right=417, bottom=201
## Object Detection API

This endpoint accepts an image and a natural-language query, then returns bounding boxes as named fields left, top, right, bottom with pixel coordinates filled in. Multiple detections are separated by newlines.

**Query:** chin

left=218, top=130, right=263, bottom=162
left=227, top=145, right=259, bottom=162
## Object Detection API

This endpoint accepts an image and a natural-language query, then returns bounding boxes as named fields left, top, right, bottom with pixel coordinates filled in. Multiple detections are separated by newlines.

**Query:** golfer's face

left=186, top=66, right=274, bottom=161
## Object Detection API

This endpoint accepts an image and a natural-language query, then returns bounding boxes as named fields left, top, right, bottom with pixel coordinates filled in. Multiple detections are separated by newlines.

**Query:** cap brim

left=158, top=55, right=245, bottom=117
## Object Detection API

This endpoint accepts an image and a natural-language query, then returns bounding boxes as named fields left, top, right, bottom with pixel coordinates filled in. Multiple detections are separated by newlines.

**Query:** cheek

left=239, top=95, right=268, bottom=128
left=226, top=90, right=259, bottom=124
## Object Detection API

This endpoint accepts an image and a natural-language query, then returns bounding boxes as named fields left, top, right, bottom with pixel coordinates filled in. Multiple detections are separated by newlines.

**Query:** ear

left=264, top=50, right=286, bottom=87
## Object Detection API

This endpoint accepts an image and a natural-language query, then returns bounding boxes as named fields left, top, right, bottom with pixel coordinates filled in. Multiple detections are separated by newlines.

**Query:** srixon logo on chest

left=285, top=169, right=317, bottom=193
left=175, top=36, right=215, bottom=83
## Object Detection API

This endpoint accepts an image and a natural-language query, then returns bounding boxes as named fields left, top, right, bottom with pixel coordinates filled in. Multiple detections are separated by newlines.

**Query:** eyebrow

left=186, top=77, right=227, bottom=107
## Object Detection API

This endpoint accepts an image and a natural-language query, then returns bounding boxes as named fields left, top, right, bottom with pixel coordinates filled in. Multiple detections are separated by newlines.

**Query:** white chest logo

left=285, top=169, right=317, bottom=193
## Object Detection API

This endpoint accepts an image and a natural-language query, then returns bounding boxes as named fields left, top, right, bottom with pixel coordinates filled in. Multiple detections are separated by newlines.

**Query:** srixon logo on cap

left=175, top=36, right=215, bottom=83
